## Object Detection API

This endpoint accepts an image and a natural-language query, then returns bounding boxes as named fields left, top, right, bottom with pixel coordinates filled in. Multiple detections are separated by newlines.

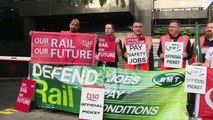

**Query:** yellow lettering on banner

left=35, top=80, right=74, bottom=107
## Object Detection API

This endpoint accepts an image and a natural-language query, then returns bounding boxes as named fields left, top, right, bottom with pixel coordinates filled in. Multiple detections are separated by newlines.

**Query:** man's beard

left=205, top=31, right=213, bottom=39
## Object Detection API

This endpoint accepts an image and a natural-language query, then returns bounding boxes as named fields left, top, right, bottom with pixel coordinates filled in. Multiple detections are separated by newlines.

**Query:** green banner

left=30, top=64, right=187, bottom=120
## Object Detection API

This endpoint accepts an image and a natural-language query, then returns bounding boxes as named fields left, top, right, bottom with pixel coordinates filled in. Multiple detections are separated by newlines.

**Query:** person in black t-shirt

left=199, top=22, right=213, bottom=61
left=95, top=23, right=122, bottom=68
left=189, top=22, right=213, bottom=64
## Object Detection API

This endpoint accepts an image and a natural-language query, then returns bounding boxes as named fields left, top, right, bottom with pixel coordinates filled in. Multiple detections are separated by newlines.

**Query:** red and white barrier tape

left=0, top=56, right=30, bottom=62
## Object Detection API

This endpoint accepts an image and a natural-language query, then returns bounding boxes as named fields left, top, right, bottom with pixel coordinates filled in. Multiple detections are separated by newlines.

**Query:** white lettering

left=50, top=49, right=92, bottom=59
left=32, top=64, right=98, bottom=85
left=105, top=90, right=125, bottom=99
left=205, top=88, right=213, bottom=110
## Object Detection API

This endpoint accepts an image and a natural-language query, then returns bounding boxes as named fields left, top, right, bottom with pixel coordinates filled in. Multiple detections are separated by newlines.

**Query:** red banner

left=125, top=36, right=145, bottom=45
left=31, top=32, right=96, bottom=66
left=98, top=36, right=116, bottom=62
left=14, top=79, right=36, bottom=112
left=198, top=68, right=213, bottom=120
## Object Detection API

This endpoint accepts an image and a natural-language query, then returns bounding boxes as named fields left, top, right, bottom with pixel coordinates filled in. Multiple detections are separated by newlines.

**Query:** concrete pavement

left=0, top=78, right=81, bottom=120
left=0, top=108, right=79, bottom=120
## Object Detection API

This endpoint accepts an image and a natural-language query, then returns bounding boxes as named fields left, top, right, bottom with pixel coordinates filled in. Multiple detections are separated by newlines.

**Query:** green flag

left=194, top=22, right=203, bottom=62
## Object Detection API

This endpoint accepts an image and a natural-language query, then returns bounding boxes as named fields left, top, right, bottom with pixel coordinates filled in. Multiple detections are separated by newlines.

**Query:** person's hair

left=71, top=18, right=80, bottom=26
left=169, top=20, right=181, bottom=27
left=207, top=21, right=213, bottom=24
left=105, top=23, right=115, bottom=29
left=133, top=21, right=143, bottom=25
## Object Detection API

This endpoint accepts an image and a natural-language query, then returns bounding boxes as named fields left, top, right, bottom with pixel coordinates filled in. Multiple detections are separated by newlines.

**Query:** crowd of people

left=66, top=18, right=213, bottom=70
left=30, top=18, right=213, bottom=119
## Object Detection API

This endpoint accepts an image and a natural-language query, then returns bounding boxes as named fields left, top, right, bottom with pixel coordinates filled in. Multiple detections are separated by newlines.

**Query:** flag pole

left=195, top=22, right=203, bottom=63
left=194, top=22, right=201, bottom=119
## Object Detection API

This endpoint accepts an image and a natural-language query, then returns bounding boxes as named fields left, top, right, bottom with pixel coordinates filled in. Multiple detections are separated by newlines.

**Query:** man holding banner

left=61, top=18, right=80, bottom=33
left=190, top=47, right=213, bottom=120
left=30, top=18, right=80, bottom=36
left=192, top=47, right=213, bottom=68
left=122, top=21, right=154, bottom=71
left=69, top=18, right=80, bottom=33
left=157, top=20, right=193, bottom=70
left=95, top=23, right=122, bottom=68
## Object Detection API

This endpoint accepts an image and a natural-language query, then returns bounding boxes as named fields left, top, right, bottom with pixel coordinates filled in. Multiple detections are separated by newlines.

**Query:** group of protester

left=68, top=18, right=213, bottom=70
left=30, top=18, right=213, bottom=118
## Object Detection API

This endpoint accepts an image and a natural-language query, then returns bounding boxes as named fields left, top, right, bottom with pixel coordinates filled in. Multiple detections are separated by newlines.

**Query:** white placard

left=79, top=85, right=105, bottom=120
left=184, top=65, right=207, bottom=94
left=126, top=44, right=147, bottom=65
left=164, top=42, right=183, bottom=68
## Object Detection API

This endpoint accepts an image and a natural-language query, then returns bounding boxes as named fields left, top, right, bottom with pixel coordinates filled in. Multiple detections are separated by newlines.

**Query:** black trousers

left=97, top=62, right=118, bottom=68
left=187, top=93, right=196, bottom=117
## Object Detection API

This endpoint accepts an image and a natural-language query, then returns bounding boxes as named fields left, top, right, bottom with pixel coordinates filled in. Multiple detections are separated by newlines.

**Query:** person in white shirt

left=192, top=47, right=213, bottom=68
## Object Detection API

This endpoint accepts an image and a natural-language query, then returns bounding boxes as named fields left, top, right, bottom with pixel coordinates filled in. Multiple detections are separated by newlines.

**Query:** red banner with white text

left=98, top=36, right=116, bottom=62
left=31, top=32, right=96, bottom=66
left=198, top=68, right=213, bottom=120
left=14, top=79, right=36, bottom=112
